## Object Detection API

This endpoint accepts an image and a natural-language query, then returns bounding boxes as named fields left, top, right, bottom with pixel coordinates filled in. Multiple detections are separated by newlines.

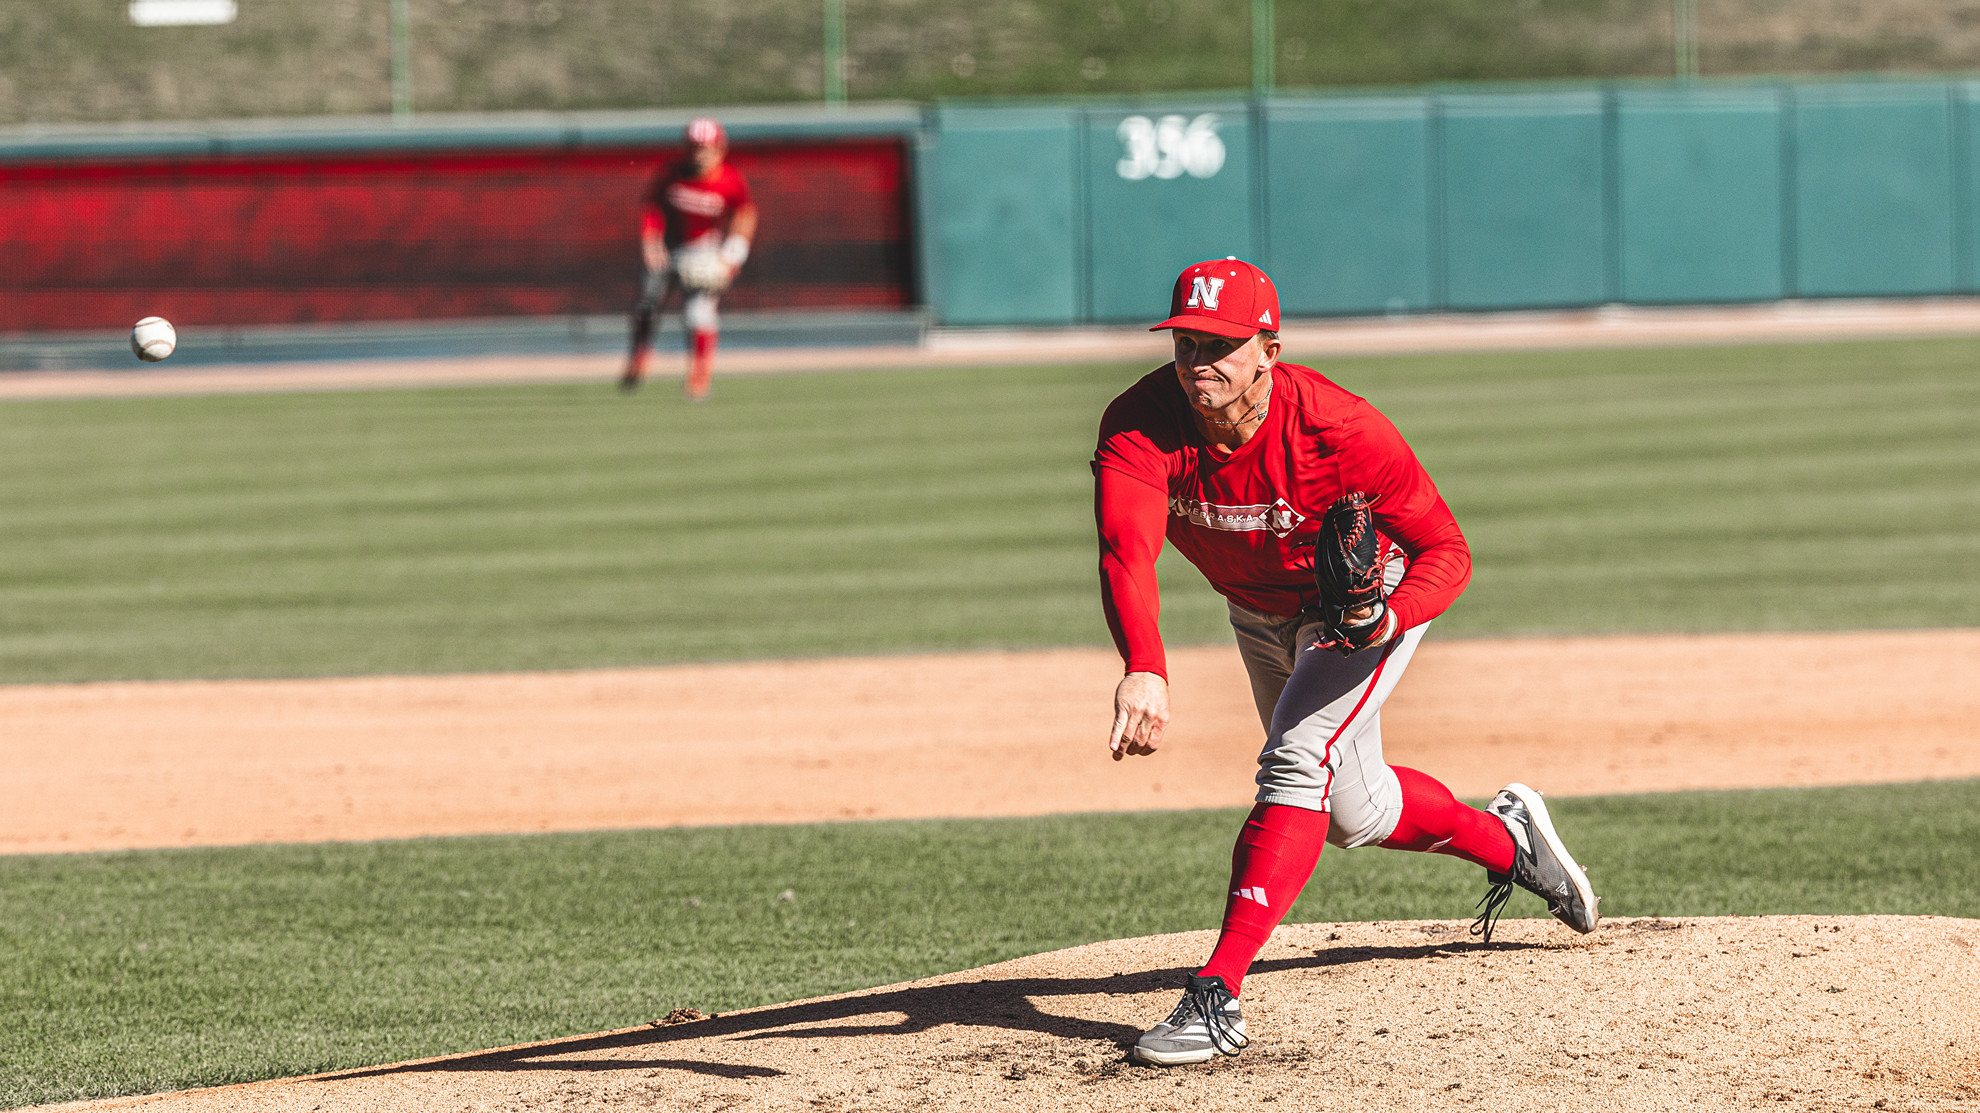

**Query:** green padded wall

left=1439, top=92, right=1610, bottom=310
left=1263, top=97, right=1434, bottom=315
left=922, top=107, right=1080, bottom=325
left=920, top=79, right=1978, bottom=325
left=1961, top=83, right=1980, bottom=293
left=1791, top=84, right=1957, bottom=297
left=1083, top=104, right=1255, bottom=322
left=1616, top=87, right=1785, bottom=303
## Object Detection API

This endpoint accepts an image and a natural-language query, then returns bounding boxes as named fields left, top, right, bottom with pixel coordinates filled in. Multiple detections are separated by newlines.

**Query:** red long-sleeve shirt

left=640, top=160, right=753, bottom=247
left=1092, top=361, right=1471, bottom=678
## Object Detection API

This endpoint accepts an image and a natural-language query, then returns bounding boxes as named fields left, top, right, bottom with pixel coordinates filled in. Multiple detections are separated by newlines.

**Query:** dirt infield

left=7, top=629, right=1980, bottom=855
left=42, top=916, right=1980, bottom=1113
left=10, top=632, right=1979, bottom=1110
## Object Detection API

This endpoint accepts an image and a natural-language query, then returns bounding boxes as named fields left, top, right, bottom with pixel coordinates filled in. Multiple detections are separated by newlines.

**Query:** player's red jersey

left=641, top=161, right=752, bottom=247
left=1092, top=361, right=1471, bottom=677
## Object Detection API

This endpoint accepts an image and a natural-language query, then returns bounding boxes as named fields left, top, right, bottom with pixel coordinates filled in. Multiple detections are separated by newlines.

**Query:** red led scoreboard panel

left=0, top=141, right=912, bottom=331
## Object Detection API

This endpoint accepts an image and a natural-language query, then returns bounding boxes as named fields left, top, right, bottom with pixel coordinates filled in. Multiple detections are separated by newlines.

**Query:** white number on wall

left=1115, top=114, right=1227, bottom=181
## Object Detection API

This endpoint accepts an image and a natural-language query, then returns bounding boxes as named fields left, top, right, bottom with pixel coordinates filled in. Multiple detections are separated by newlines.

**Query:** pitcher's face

left=1173, top=329, right=1274, bottom=412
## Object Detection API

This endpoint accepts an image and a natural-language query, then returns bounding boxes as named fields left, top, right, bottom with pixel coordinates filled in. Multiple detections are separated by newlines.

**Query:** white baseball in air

left=131, top=316, right=177, bottom=362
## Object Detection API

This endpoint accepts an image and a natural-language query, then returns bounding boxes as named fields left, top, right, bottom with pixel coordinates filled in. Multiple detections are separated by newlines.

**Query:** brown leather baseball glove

left=1311, top=491, right=1392, bottom=655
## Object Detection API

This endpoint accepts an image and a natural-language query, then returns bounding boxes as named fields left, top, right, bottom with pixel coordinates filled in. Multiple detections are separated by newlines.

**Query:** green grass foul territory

left=3, top=780, right=1975, bottom=1108
left=1, top=335, right=1976, bottom=684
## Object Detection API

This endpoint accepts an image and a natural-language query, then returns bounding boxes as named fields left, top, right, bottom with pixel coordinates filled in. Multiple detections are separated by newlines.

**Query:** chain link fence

left=1, top=0, right=1978, bottom=125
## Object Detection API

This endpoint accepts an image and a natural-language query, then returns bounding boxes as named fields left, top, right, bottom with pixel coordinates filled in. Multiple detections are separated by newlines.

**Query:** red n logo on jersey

left=1185, top=276, right=1225, bottom=310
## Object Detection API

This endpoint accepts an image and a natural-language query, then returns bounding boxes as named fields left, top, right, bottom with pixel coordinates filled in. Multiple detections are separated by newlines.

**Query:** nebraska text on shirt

left=1171, top=496, right=1307, bottom=539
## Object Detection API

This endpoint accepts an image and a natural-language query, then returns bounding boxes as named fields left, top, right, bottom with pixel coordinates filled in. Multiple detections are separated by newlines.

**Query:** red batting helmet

left=1150, top=257, right=1281, bottom=339
left=685, top=117, right=728, bottom=148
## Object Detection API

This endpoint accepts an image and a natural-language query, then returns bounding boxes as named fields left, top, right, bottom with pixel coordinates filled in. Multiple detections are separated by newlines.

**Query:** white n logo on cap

left=1186, top=276, right=1225, bottom=310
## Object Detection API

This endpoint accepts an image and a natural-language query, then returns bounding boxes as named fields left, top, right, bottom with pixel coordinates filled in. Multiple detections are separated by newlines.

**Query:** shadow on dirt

left=318, top=938, right=1549, bottom=1081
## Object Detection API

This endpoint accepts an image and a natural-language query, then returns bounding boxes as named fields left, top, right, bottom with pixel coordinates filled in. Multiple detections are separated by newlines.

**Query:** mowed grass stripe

left=2, top=336, right=1977, bottom=684
left=3, top=780, right=1977, bottom=1107
left=0, top=367, right=1122, bottom=680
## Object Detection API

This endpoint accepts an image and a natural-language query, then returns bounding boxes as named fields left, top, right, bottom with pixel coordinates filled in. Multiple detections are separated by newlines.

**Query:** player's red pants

left=1195, top=768, right=1513, bottom=994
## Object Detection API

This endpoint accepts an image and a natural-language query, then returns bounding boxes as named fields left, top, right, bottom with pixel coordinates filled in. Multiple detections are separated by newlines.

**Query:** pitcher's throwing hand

left=1107, top=670, right=1169, bottom=760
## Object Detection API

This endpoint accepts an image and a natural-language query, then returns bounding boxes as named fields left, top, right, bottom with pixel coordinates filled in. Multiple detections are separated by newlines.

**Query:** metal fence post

left=1674, top=0, right=1699, bottom=80
left=1252, top=0, right=1274, bottom=96
left=390, top=0, right=413, bottom=124
left=824, top=0, right=847, bottom=106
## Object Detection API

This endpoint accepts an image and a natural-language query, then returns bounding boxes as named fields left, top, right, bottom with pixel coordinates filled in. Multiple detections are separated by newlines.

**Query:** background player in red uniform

left=1093, top=258, right=1601, bottom=1066
left=620, top=117, right=759, bottom=400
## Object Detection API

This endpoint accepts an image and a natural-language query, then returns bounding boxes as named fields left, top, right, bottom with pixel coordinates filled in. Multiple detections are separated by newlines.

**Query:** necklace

left=1202, top=379, right=1272, bottom=428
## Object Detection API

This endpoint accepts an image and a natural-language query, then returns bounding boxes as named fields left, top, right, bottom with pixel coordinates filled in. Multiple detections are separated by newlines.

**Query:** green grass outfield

left=2, top=336, right=1976, bottom=684
left=4, top=781, right=1977, bottom=1108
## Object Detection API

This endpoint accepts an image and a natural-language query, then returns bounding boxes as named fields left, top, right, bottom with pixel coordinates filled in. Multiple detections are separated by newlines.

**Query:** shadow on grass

left=320, top=939, right=1549, bottom=1081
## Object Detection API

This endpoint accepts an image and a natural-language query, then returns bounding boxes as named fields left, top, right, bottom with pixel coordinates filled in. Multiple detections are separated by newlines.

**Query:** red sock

left=1379, top=766, right=1515, bottom=873
left=1195, top=803, right=1329, bottom=995
left=686, top=330, right=716, bottom=396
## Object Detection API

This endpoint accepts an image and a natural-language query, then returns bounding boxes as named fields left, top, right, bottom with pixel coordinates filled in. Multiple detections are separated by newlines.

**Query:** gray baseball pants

left=1227, top=598, right=1427, bottom=849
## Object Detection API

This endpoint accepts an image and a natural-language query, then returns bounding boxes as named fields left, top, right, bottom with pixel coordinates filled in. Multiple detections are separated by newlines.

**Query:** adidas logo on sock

left=1232, top=886, right=1269, bottom=907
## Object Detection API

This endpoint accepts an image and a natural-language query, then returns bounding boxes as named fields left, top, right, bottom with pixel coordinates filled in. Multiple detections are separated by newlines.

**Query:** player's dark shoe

left=1131, top=974, right=1248, bottom=1065
left=618, top=364, right=645, bottom=392
left=1474, top=782, right=1600, bottom=943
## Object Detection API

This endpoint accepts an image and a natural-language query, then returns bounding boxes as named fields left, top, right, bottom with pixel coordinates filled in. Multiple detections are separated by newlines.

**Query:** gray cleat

left=1474, top=782, right=1600, bottom=943
left=1131, top=974, right=1249, bottom=1065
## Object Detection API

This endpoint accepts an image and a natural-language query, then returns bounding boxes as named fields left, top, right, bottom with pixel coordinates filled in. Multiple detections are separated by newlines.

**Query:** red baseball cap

left=685, top=117, right=727, bottom=147
left=1150, top=257, right=1280, bottom=339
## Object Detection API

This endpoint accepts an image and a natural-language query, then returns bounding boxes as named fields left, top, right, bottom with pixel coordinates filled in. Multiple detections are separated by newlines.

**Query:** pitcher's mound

left=60, top=916, right=1979, bottom=1113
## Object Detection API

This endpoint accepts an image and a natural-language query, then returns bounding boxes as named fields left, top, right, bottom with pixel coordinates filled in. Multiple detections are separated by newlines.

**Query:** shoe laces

left=1473, top=792, right=1535, bottom=944
left=1472, top=873, right=1514, bottom=944
left=1172, top=979, right=1248, bottom=1055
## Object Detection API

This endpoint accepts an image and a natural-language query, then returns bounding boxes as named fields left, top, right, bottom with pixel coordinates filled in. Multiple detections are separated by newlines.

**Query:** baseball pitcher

left=1094, top=258, right=1600, bottom=1065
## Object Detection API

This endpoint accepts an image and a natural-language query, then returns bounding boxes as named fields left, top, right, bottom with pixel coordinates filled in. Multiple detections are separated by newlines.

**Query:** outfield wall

left=924, top=80, right=1980, bottom=325
left=3, top=81, right=1976, bottom=341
